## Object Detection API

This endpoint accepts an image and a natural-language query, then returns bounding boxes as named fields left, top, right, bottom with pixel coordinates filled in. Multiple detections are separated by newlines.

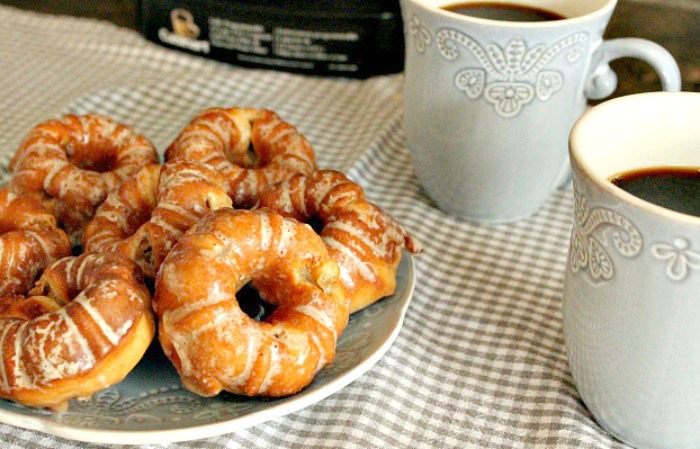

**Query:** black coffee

left=442, top=2, right=566, bottom=22
left=610, top=166, right=700, bottom=217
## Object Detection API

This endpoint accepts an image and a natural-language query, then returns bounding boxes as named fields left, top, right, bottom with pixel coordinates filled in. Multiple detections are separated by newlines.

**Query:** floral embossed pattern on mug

left=563, top=92, right=700, bottom=449
left=400, top=0, right=680, bottom=222
left=436, top=29, right=588, bottom=117
left=568, top=190, right=642, bottom=282
left=407, top=14, right=589, bottom=117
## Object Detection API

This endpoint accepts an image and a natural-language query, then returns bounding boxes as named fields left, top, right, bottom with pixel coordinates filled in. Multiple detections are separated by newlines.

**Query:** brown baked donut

left=0, top=189, right=71, bottom=298
left=9, top=114, right=159, bottom=243
left=165, top=107, right=317, bottom=208
left=0, top=252, right=155, bottom=411
left=154, top=208, right=349, bottom=397
left=82, top=159, right=232, bottom=278
left=258, top=170, right=421, bottom=313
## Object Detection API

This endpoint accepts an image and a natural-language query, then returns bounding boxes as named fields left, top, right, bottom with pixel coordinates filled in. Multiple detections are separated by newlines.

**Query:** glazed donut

left=165, top=108, right=317, bottom=208
left=82, top=159, right=232, bottom=278
left=0, top=189, right=71, bottom=298
left=9, top=114, right=159, bottom=243
left=154, top=208, right=349, bottom=397
left=258, top=170, right=422, bottom=313
left=0, top=252, right=155, bottom=411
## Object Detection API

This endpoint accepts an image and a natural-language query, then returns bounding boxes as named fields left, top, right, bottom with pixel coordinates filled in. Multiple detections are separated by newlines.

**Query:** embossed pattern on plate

left=0, top=254, right=415, bottom=444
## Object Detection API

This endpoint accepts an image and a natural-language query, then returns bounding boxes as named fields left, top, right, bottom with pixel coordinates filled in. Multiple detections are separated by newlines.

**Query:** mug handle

left=553, top=38, right=680, bottom=191
left=585, top=38, right=682, bottom=99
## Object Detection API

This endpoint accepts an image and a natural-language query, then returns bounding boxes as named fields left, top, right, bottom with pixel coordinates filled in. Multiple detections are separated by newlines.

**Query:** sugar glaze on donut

left=258, top=170, right=421, bottom=313
left=0, top=252, right=155, bottom=411
left=165, top=108, right=316, bottom=207
left=0, top=189, right=71, bottom=298
left=9, top=114, right=159, bottom=243
left=82, top=159, right=232, bottom=277
left=154, top=208, right=349, bottom=397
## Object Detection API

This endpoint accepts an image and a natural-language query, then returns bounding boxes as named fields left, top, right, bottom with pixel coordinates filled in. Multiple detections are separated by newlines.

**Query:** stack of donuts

left=0, top=108, right=421, bottom=411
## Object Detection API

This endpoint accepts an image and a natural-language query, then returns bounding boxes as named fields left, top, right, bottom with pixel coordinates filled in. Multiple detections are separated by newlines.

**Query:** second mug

left=400, top=0, right=681, bottom=223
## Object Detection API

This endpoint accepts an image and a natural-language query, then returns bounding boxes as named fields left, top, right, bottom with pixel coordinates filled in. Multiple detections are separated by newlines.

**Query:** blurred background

left=0, top=0, right=697, bottom=93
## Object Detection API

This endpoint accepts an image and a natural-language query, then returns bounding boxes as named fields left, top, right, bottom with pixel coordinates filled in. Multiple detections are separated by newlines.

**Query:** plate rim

left=0, top=254, right=416, bottom=445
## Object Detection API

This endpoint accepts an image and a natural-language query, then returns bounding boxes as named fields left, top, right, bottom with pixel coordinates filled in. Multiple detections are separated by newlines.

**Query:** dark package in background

left=137, top=0, right=404, bottom=78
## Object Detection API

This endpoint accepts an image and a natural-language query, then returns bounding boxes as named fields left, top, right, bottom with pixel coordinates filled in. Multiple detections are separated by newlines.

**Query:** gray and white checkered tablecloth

left=0, top=5, right=630, bottom=448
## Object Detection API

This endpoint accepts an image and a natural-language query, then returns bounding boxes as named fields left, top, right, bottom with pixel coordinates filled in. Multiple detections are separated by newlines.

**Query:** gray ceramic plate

left=0, top=254, right=415, bottom=444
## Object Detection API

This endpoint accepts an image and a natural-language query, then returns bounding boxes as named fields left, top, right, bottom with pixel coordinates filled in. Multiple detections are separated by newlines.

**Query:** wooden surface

left=0, top=0, right=697, bottom=93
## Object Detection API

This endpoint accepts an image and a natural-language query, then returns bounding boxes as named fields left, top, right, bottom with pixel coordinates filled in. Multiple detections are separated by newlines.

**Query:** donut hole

left=236, top=282, right=276, bottom=321
left=243, top=143, right=259, bottom=167
left=67, top=140, right=118, bottom=173
left=134, top=233, right=157, bottom=276
left=225, top=142, right=258, bottom=168
left=307, top=215, right=325, bottom=234
left=144, top=276, right=156, bottom=294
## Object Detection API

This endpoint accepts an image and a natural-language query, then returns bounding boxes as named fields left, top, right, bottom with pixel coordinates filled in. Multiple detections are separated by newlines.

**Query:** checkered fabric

left=0, top=5, right=630, bottom=449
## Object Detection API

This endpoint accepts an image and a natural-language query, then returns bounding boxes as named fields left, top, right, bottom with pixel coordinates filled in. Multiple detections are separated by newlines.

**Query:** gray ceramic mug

left=400, top=0, right=681, bottom=223
left=564, top=92, right=700, bottom=449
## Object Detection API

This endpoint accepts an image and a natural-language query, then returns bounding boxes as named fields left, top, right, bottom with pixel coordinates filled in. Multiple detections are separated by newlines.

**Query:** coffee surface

left=441, top=2, right=566, bottom=21
left=610, top=166, right=700, bottom=217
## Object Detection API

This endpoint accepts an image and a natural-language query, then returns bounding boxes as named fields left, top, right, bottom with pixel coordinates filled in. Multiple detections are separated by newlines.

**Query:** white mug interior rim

left=569, top=91, right=700, bottom=225
left=405, top=0, right=618, bottom=28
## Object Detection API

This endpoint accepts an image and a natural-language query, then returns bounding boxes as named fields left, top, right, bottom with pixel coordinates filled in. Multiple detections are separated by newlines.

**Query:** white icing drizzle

left=278, top=220, right=295, bottom=256
left=156, top=209, right=348, bottom=396
left=267, top=126, right=294, bottom=146
left=16, top=143, right=62, bottom=168
left=160, top=167, right=212, bottom=188
left=150, top=211, right=186, bottom=238
left=228, top=328, right=263, bottom=388
left=181, top=127, right=224, bottom=147
left=255, top=115, right=279, bottom=137
left=117, top=140, right=150, bottom=161
left=227, top=112, right=253, bottom=153
left=199, top=151, right=223, bottom=166
left=118, top=183, right=145, bottom=213
left=163, top=282, right=234, bottom=325
left=74, top=257, right=90, bottom=287
left=323, top=235, right=377, bottom=283
left=324, top=218, right=393, bottom=260
left=42, top=160, right=70, bottom=191
left=257, top=341, right=280, bottom=394
left=78, top=297, right=121, bottom=346
left=12, top=321, right=30, bottom=388
left=154, top=201, right=190, bottom=220
left=278, top=180, right=294, bottom=213
left=100, top=209, right=129, bottom=233
left=24, top=231, right=54, bottom=259
left=204, top=116, right=232, bottom=149
left=294, top=301, right=337, bottom=340
left=310, top=332, right=326, bottom=373
left=259, top=213, right=272, bottom=252
left=56, top=307, right=97, bottom=368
